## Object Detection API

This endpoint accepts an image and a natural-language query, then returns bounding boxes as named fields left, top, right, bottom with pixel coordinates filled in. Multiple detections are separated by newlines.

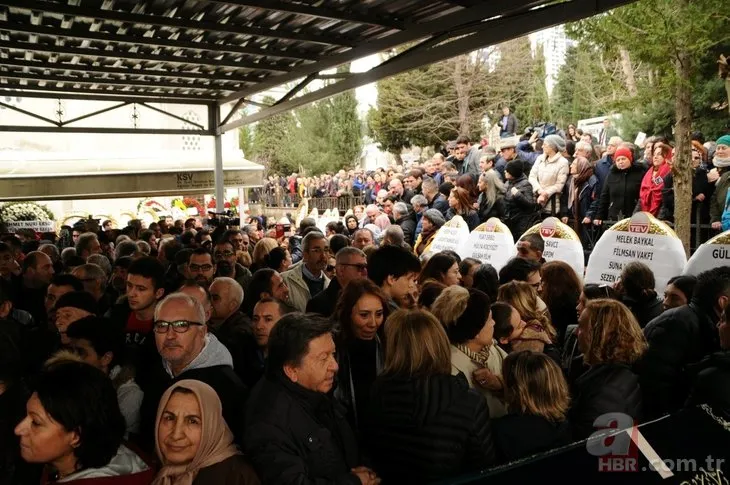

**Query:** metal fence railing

left=258, top=193, right=366, bottom=214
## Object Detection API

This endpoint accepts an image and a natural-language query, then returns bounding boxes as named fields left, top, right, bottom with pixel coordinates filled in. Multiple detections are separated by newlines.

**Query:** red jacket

left=639, top=163, right=671, bottom=216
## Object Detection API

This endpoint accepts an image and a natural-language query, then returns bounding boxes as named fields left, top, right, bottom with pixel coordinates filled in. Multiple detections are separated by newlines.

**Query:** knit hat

left=614, top=146, right=634, bottom=163
left=422, top=209, right=446, bottom=229
left=54, top=290, right=98, bottom=315
left=544, top=134, right=567, bottom=153
left=505, top=160, right=524, bottom=179
left=717, top=135, right=730, bottom=148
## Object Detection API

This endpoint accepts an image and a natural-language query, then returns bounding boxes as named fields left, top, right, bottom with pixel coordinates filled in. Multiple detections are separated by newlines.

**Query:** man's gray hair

left=410, top=194, right=428, bottom=209
left=74, top=263, right=108, bottom=289
left=154, top=292, right=206, bottom=325
left=335, top=246, right=366, bottom=262
left=39, top=243, right=60, bottom=262
left=383, top=225, right=405, bottom=246
left=137, top=240, right=151, bottom=255
left=575, top=141, right=593, bottom=153
left=86, top=254, right=112, bottom=277
left=302, top=230, right=327, bottom=252
left=75, top=232, right=98, bottom=256
left=392, top=202, right=409, bottom=218
left=61, top=247, right=76, bottom=264
left=608, top=136, right=623, bottom=146
left=421, top=177, right=438, bottom=194
left=115, top=240, right=138, bottom=260
left=211, top=277, right=244, bottom=308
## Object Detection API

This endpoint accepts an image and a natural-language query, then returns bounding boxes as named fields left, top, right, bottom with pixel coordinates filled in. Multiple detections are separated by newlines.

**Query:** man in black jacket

left=422, top=177, right=449, bottom=216
left=639, top=267, right=729, bottom=419
left=244, top=313, right=379, bottom=485
left=307, top=247, right=367, bottom=318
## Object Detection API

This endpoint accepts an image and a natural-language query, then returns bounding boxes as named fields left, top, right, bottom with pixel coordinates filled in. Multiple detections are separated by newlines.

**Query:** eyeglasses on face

left=214, top=251, right=235, bottom=259
left=340, top=263, right=368, bottom=272
left=326, top=265, right=336, bottom=272
left=189, top=264, right=214, bottom=272
left=153, top=320, right=204, bottom=333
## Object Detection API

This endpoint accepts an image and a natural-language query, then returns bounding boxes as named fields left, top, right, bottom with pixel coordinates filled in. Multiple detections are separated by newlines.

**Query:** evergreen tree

left=249, top=96, right=297, bottom=174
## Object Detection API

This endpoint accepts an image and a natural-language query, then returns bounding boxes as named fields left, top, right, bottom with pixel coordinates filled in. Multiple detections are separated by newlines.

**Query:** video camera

left=207, top=210, right=240, bottom=228
left=524, top=122, right=558, bottom=140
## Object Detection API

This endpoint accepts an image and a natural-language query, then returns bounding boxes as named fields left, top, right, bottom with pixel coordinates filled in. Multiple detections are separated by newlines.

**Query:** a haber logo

left=587, top=413, right=640, bottom=473
left=629, top=212, right=650, bottom=234
left=540, top=218, right=557, bottom=238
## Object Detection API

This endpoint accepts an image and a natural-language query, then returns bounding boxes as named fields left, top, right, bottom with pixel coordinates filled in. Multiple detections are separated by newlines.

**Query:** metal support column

left=210, top=103, right=225, bottom=213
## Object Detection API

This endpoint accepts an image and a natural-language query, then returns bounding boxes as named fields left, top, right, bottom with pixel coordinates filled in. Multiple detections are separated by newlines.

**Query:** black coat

left=686, top=351, right=730, bottom=417
left=244, top=374, right=361, bottom=485
left=492, top=414, right=572, bottom=463
left=595, top=163, right=644, bottom=221
left=364, top=373, right=495, bottom=484
left=638, top=303, right=721, bottom=419
left=306, top=278, right=342, bottom=318
left=446, top=208, right=480, bottom=231
left=504, top=176, right=539, bottom=241
left=477, top=193, right=505, bottom=222
left=620, top=295, right=664, bottom=329
left=429, top=193, right=450, bottom=216
left=560, top=175, right=599, bottom=221
left=395, top=213, right=417, bottom=245
left=569, top=364, right=643, bottom=440
left=658, top=169, right=712, bottom=223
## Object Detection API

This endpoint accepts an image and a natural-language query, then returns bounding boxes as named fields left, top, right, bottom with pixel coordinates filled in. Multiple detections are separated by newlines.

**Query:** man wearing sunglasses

left=140, top=292, right=247, bottom=447
left=307, top=247, right=367, bottom=317
left=213, top=239, right=252, bottom=290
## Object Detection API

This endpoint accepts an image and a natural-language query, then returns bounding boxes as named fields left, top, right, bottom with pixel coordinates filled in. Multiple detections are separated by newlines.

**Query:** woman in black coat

left=592, top=150, right=644, bottom=224
left=615, top=262, right=663, bottom=329
left=476, top=170, right=506, bottom=223
left=493, top=351, right=572, bottom=463
left=364, top=309, right=495, bottom=483
left=570, top=299, right=646, bottom=440
left=560, top=156, right=598, bottom=241
left=333, top=279, right=390, bottom=433
left=686, top=303, right=730, bottom=417
left=503, top=161, right=539, bottom=241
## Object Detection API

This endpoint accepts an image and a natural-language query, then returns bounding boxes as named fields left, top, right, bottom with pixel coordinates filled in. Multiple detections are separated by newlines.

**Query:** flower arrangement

left=136, top=198, right=168, bottom=214
left=207, top=197, right=232, bottom=210
left=0, top=202, right=55, bottom=222
left=171, top=197, right=204, bottom=217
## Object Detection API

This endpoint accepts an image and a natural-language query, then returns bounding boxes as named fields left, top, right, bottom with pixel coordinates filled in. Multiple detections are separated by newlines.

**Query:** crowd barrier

left=258, top=193, right=366, bottom=213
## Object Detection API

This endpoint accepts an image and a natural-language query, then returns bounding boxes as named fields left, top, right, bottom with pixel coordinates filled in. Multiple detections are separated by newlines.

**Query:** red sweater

left=639, top=163, right=671, bottom=216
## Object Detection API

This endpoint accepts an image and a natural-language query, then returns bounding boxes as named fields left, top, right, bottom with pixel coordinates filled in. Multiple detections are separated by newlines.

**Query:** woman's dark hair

left=326, top=221, right=346, bottom=235
left=472, top=264, right=499, bottom=302
left=334, top=279, right=390, bottom=342
left=540, top=261, right=581, bottom=311
left=583, top=284, right=618, bottom=301
left=265, top=247, right=288, bottom=271
left=417, top=280, right=447, bottom=309
left=492, top=302, right=517, bottom=342
left=666, top=275, right=697, bottom=302
left=499, top=257, right=541, bottom=285
left=458, top=258, right=481, bottom=278
left=242, top=268, right=277, bottom=317
left=620, top=262, right=657, bottom=300
left=418, top=252, right=458, bottom=286
left=36, top=360, right=125, bottom=471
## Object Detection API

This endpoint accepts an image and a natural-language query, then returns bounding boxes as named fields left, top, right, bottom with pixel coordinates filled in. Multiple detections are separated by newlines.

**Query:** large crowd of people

left=1, top=123, right=729, bottom=485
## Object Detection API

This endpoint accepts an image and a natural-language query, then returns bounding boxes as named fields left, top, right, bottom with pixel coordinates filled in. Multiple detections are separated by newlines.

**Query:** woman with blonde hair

left=477, top=170, right=506, bottom=222
left=250, top=237, right=279, bottom=273
left=431, top=286, right=508, bottom=418
left=497, top=281, right=558, bottom=359
left=493, top=351, right=572, bottom=462
left=365, top=309, right=495, bottom=484
left=153, top=380, right=259, bottom=485
left=446, top=187, right=480, bottom=230
left=571, top=299, right=646, bottom=439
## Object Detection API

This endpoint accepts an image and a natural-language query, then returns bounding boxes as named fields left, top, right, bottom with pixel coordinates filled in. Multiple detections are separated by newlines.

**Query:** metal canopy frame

left=0, top=0, right=637, bottom=207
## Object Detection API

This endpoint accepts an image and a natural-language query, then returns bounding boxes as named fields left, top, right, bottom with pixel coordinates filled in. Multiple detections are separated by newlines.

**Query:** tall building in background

left=530, top=26, right=573, bottom=94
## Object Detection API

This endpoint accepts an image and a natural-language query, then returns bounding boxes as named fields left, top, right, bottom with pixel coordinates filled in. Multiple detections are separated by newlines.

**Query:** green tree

left=238, top=123, right=253, bottom=158
left=566, top=0, right=728, bottom=252
left=249, top=96, right=297, bottom=174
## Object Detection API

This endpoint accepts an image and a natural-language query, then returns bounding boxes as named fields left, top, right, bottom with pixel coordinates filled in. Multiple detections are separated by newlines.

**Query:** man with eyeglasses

left=281, top=231, right=330, bottom=312
left=213, top=239, right=252, bottom=291
left=187, top=247, right=217, bottom=287
left=140, top=292, right=247, bottom=447
left=307, top=247, right=367, bottom=317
